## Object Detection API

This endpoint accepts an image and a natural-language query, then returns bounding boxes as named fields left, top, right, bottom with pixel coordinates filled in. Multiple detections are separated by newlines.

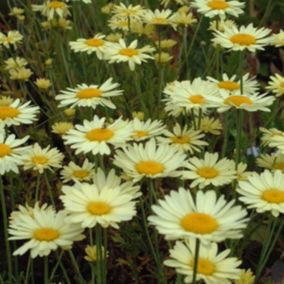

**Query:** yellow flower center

left=190, top=258, right=215, bottom=275
left=280, top=82, right=284, bottom=88
left=171, top=135, right=190, bottom=144
left=76, top=88, right=102, bottom=99
left=135, top=160, right=164, bottom=175
left=0, top=106, right=20, bottom=119
left=230, top=34, right=256, bottom=46
left=197, top=167, right=219, bottom=178
left=133, top=130, right=149, bottom=138
left=224, top=95, right=253, bottom=107
left=32, top=155, right=48, bottom=165
left=189, top=95, right=205, bottom=105
left=0, top=144, right=12, bottom=157
left=273, top=162, right=284, bottom=171
left=119, top=48, right=139, bottom=57
left=262, top=188, right=284, bottom=204
left=85, top=38, right=104, bottom=47
left=85, top=128, right=114, bottom=141
left=151, top=17, right=168, bottom=25
left=180, top=212, right=219, bottom=234
left=208, top=0, right=229, bottom=10
left=47, top=1, right=65, bottom=9
left=218, top=80, right=240, bottom=91
left=87, top=201, right=111, bottom=215
left=33, top=228, right=60, bottom=241
left=73, top=170, right=89, bottom=179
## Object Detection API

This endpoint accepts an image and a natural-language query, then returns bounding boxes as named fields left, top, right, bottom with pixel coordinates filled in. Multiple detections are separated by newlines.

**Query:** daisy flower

left=182, top=152, right=236, bottom=188
left=22, top=143, right=64, bottom=174
left=148, top=187, right=248, bottom=242
left=0, top=30, right=23, bottom=48
left=60, top=159, right=95, bottom=183
left=4, top=57, right=28, bottom=71
left=207, top=73, right=259, bottom=96
left=9, top=204, right=84, bottom=258
left=130, top=118, right=165, bottom=141
left=237, top=170, right=284, bottom=217
left=236, top=269, right=255, bottom=284
left=191, top=0, right=245, bottom=19
left=200, top=117, right=222, bottom=135
left=266, top=73, right=284, bottom=97
left=260, top=127, right=284, bottom=153
left=271, top=29, right=284, bottom=48
left=60, top=169, right=139, bottom=228
left=0, top=99, right=40, bottom=127
left=209, top=19, right=237, bottom=32
left=163, top=78, right=217, bottom=113
left=56, top=78, right=123, bottom=109
left=208, top=92, right=274, bottom=113
left=69, top=34, right=107, bottom=59
left=52, top=122, right=73, bottom=135
left=112, top=3, right=145, bottom=21
left=256, top=152, right=284, bottom=172
left=236, top=162, right=253, bottom=181
left=164, top=240, right=241, bottom=284
left=113, top=138, right=186, bottom=182
left=0, top=132, right=30, bottom=175
left=157, top=123, right=208, bottom=154
left=32, top=1, right=70, bottom=20
left=171, top=9, right=196, bottom=27
left=212, top=24, right=272, bottom=52
left=63, top=115, right=131, bottom=156
left=8, top=67, right=33, bottom=82
left=105, top=39, right=154, bottom=71
left=142, top=9, right=175, bottom=27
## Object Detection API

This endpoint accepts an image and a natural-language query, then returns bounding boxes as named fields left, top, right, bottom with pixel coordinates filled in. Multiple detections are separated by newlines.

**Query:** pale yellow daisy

left=266, top=73, right=284, bottom=97
left=148, top=187, right=248, bottom=241
left=237, top=170, right=284, bottom=217
left=182, top=152, right=236, bottom=188
left=164, top=239, right=242, bottom=284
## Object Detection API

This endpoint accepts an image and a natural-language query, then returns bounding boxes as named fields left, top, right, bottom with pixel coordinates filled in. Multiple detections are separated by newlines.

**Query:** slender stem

left=192, top=238, right=200, bottom=284
left=49, top=251, right=64, bottom=282
left=235, top=109, right=243, bottom=166
left=95, top=225, right=104, bottom=284
left=44, top=172, right=56, bottom=208
left=44, top=256, right=49, bottom=284
left=68, top=250, right=85, bottom=283
left=35, top=174, right=41, bottom=202
left=0, top=176, right=13, bottom=283
left=25, top=255, right=32, bottom=284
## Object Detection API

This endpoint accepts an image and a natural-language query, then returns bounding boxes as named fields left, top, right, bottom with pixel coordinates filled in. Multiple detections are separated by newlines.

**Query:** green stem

left=68, top=250, right=85, bottom=283
left=192, top=238, right=200, bottom=284
left=25, top=255, right=32, bottom=284
left=35, top=174, right=41, bottom=202
left=49, top=251, right=64, bottom=282
left=0, top=176, right=13, bottom=283
left=95, top=225, right=105, bottom=284
left=44, top=172, right=56, bottom=208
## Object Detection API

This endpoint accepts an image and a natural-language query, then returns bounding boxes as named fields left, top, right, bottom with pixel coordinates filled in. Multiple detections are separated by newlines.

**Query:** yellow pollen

left=208, top=0, right=229, bottom=10
left=73, top=170, right=89, bottom=179
left=135, top=160, right=164, bottom=175
left=85, top=38, right=104, bottom=47
left=151, top=17, right=168, bottom=25
left=280, top=82, right=284, bottom=88
left=0, top=106, right=20, bottom=119
left=119, top=48, right=139, bottom=57
left=76, top=88, right=102, bottom=99
left=87, top=201, right=111, bottom=215
left=33, top=228, right=60, bottom=241
left=197, top=167, right=219, bottom=178
left=262, top=189, right=284, bottom=204
left=189, top=95, right=205, bottom=105
left=47, top=1, right=65, bottom=9
left=224, top=95, right=253, bottom=107
left=190, top=258, right=215, bottom=276
left=133, top=130, right=149, bottom=138
left=85, top=128, right=114, bottom=142
left=171, top=135, right=190, bottom=144
left=230, top=33, right=256, bottom=46
left=0, top=144, right=12, bottom=157
left=32, top=155, right=49, bottom=165
left=180, top=213, right=218, bottom=234
left=218, top=80, right=240, bottom=91
left=273, top=162, right=284, bottom=171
